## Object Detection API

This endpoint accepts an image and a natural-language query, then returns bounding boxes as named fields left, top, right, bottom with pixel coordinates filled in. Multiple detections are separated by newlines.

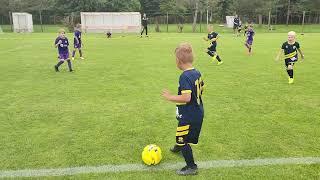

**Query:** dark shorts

left=285, top=57, right=298, bottom=67
left=207, top=45, right=217, bottom=52
left=246, top=39, right=253, bottom=45
left=233, top=25, right=239, bottom=30
left=176, top=120, right=203, bottom=146
left=74, top=43, right=82, bottom=49
left=58, top=52, right=69, bottom=61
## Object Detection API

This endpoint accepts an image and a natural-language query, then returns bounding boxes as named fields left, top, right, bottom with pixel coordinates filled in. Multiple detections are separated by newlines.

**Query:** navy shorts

left=58, top=52, right=69, bottom=61
left=246, top=39, right=253, bottom=45
left=285, top=57, right=298, bottom=67
left=176, top=120, right=203, bottom=146
left=207, top=45, right=216, bottom=52
left=74, top=43, right=82, bottom=49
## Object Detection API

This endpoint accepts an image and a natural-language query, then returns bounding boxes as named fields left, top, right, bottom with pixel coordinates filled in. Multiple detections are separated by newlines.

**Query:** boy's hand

left=162, top=89, right=172, bottom=101
left=301, top=54, right=305, bottom=61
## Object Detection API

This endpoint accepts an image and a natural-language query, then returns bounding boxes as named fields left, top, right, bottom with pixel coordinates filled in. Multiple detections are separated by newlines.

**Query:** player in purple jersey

left=71, top=24, right=84, bottom=60
left=54, top=29, right=73, bottom=72
left=244, top=24, right=255, bottom=55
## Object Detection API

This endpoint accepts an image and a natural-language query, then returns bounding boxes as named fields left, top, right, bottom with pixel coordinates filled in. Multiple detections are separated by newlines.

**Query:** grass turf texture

left=0, top=32, right=319, bottom=179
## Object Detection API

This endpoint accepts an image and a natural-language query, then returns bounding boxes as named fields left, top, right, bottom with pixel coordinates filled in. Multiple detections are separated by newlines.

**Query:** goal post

left=12, top=12, right=33, bottom=33
left=81, top=12, right=141, bottom=33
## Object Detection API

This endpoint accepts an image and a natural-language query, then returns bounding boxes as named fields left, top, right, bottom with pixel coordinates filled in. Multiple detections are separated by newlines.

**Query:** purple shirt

left=246, top=29, right=255, bottom=40
left=55, top=37, right=69, bottom=54
left=74, top=30, right=81, bottom=44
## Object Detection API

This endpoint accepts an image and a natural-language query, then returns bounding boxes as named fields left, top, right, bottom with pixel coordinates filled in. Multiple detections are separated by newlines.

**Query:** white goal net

left=81, top=12, right=141, bottom=33
left=12, top=12, right=33, bottom=33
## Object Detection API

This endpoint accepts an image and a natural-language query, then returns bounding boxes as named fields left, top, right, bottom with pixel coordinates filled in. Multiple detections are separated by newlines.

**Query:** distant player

left=140, top=13, right=148, bottom=37
left=203, top=25, right=223, bottom=65
left=244, top=24, right=255, bottom=55
left=237, top=21, right=242, bottom=35
left=106, top=31, right=112, bottom=38
left=233, top=15, right=240, bottom=35
left=162, top=43, right=204, bottom=176
left=276, top=31, right=305, bottom=84
left=71, top=24, right=84, bottom=60
left=54, top=29, right=73, bottom=72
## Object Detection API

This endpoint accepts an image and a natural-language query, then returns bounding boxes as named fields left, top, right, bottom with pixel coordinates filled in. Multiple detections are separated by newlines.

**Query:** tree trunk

left=258, top=14, right=262, bottom=27
left=155, top=16, right=160, bottom=32
left=286, top=0, right=290, bottom=26
left=192, top=0, right=199, bottom=33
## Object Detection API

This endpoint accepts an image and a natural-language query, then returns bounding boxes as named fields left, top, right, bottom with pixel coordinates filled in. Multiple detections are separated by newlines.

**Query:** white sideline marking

left=1, top=157, right=320, bottom=178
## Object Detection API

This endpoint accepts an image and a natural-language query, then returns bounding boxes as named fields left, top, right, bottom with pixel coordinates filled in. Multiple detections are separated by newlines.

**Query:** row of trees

left=0, top=0, right=319, bottom=27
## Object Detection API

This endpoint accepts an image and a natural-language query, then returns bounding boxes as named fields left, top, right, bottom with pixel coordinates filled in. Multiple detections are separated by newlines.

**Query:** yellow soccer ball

left=141, top=144, right=162, bottom=165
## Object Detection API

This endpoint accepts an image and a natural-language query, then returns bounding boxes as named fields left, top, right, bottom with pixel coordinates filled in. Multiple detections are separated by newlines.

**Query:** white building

left=12, top=12, right=33, bottom=33
left=81, top=12, right=141, bottom=33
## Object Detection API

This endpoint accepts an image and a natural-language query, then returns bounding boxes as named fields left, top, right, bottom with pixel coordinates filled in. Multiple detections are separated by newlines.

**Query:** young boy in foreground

left=276, top=31, right=304, bottom=84
left=162, top=43, right=205, bottom=176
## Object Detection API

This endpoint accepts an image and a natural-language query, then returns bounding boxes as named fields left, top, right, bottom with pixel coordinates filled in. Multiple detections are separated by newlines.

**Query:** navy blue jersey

left=176, top=68, right=204, bottom=124
left=282, top=41, right=300, bottom=61
left=74, top=30, right=81, bottom=44
left=142, top=17, right=148, bottom=27
left=234, top=17, right=240, bottom=26
left=208, top=32, right=218, bottom=47
left=55, top=37, right=69, bottom=54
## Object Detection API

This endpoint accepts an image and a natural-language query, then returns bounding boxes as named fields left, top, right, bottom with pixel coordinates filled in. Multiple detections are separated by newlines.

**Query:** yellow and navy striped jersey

left=281, top=41, right=300, bottom=60
left=176, top=68, right=204, bottom=123
left=208, top=31, right=218, bottom=47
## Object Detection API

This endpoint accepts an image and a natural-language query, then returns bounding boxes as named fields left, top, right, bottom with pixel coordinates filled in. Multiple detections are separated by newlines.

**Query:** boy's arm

left=162, top=89, right=191, bottom=103
left=297, top=48, right=305, bottom=60
left=55, top=40, right=62, bottom=48
left=275, top=49, right=282, bottom=61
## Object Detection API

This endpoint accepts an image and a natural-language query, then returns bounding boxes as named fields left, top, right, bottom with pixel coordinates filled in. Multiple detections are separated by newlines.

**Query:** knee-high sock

left=216, top=55, right=222, bottom=62
left=67, top=60, right=72, bottom=71
left=287, top=69, right=293, bottom=78
left=56, top=61, right=64, bottom=67
left=181, top=144, right=196, bottom=167
left=72, top=50, right=76, bottom=57
left=79, top=50, right=83, bottom=57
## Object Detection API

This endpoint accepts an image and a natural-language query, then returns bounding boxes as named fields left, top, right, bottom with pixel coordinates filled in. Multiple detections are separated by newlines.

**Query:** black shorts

left=233, top=25, right=239, bottom=30
left=176, top=120, right=203, bottom=146
left=285, top=58, right=298, bottom=67
left=208, top=45, right=216, bottom=52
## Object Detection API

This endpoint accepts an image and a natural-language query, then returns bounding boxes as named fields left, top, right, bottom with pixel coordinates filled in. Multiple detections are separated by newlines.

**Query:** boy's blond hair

left=58, top=28, right=66, bottom=33
left=175, top=43, right=194, bottom=64
left=288, top=31, right=296, bottom=36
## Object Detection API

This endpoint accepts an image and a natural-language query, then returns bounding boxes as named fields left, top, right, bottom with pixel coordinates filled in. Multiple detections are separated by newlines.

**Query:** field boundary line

left=1, top=157, right=320, bottom=178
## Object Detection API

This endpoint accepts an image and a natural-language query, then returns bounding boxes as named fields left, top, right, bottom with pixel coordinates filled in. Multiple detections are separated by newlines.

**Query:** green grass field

left=0, top=31, right=320, bottom=179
